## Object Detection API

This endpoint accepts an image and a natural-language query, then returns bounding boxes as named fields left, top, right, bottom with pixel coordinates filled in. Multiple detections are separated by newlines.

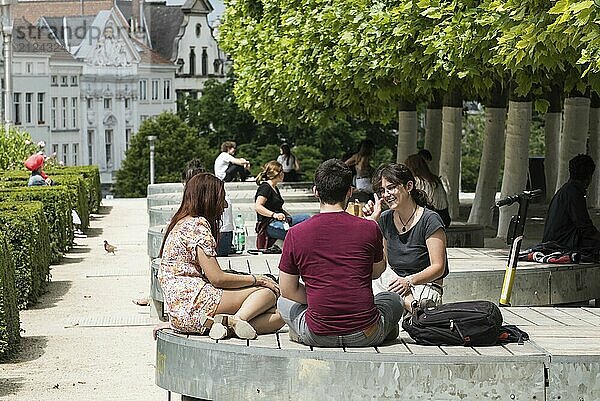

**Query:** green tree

left=0, top=128, right=38, bottom=170
left=114, top=113, right=213, bottom=197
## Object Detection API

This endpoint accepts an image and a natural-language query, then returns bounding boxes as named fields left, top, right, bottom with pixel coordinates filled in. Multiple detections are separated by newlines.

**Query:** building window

left=151, top=80, right=159, bottom=100
left=201, top=47, right=208, bottom=76
left=71, top=97, right=78, bottom=128
left=195, top=23, right=201, bottom=37
left=87, top=130, right=94, bottom=164
left=72, top=143, right=78, bottom=165
left=163, top=80, right=171, bottom=100
left=125, top=98, right=131, bottom=109
left=52, top=144, right=59, bottom=157
left=139, top=79, right=147, bottom=100
left=60, top=76, right=68, bottom=86
left=51, top=97, right=57, bottom=129
left=105, top=129, right=113, bottom=165
left=104, top=98, right=111, bottom=109
left=26, top=63, right=33, bottom=74
left=70, top=76, right=78, bottom=86
left=86, top=98, right=93, bottom=109
left=189, top=47, right=196, bottom=75
left=51, top=75, right=58, bottom=86
left=125, top=128, right=132, bottom=151
left=140, top=115, right=149, bottom=123
left=37, top=93, right=45, bottom=124
left=13, top=93, right=21, bottom=125
left=62, top=144, right=69, bottom=165
left=61, top=97, right=68, bottom=128
left=25, top=93, right=33, bottom=124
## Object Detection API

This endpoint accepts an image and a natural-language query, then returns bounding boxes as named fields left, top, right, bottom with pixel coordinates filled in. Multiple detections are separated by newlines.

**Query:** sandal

left=213, top=314, right=257, bottom=340
left=132, top=298, right=150, bottom=306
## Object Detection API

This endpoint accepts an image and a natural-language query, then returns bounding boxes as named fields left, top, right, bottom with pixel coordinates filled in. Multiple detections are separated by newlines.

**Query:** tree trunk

left=425, top=95, right=443, bottom=174
left=588, top=93, right=600, bottom=208
left=556, top=95, right=590, bottom=191
left=468, top=86, right=507, bottom=226
left=468, top=110, right=506, bottom=226
left=439, top=91, right=462, bottom=219
left=544, top=85, right=562, bottom=202
left=497, top=99, right=531, bottom=239
left=397, top=101, right=417, bottom=164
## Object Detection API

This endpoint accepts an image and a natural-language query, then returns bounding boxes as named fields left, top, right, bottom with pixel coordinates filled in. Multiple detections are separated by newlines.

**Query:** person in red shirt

left=277, top=159, right=403, bottom=347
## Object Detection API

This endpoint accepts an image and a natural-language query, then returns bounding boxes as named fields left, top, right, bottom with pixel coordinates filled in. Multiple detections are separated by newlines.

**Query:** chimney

left=132, top=0, right=140, bottom=31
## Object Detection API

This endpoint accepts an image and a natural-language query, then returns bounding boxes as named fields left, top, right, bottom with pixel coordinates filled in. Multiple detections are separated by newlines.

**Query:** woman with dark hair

left=345, top=139, right=375, bottom=200
left=157, top=173, right=283, bottom=340
left=254, top=161, right=311, bottom=247
left=363, top=163, right=448, bottom=310
left=277, top=143, right=301, bottom=182
left=404, top=153, right=451, bottom=228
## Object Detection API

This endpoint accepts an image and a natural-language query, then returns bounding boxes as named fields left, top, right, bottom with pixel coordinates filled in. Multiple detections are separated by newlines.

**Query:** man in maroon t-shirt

left=278, top=159, right=404, bottom=347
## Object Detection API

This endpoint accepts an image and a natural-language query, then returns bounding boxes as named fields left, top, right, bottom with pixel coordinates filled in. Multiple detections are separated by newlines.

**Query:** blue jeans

left=266, top=214, right=311, bottom=240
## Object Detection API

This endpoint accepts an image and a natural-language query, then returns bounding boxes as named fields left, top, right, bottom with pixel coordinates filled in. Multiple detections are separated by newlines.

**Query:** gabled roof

left=181, top=0, right=213, bottom=14
left=13, top=0, right=113, bottom=25
left=11, top=17, right=75, bottom=61
left=41, top=16, right=96, bottom=49
left=141, top=2, right=184, bottom=61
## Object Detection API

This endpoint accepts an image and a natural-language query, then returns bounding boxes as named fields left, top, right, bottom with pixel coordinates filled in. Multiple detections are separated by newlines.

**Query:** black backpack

left=402, top=300, right=503, bottom=346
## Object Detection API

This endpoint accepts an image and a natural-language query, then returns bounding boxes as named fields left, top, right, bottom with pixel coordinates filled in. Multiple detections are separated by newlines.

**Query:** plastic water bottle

left=234, top=214, right=245, bottom=252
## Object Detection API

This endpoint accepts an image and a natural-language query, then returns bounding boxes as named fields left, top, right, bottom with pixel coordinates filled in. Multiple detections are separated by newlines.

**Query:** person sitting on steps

left=213, top=141, right=253, bottom=182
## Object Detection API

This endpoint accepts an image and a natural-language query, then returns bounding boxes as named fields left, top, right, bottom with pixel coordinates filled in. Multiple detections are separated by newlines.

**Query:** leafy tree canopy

left=114, top=112, right=214, bottom=197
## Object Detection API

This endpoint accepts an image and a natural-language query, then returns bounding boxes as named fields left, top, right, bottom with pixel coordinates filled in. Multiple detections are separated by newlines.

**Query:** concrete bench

left=148, top=181, right=314, bottom=196
left=155, top=254, right=600, bottom=401
left=446, top=222, right=485, bottom=247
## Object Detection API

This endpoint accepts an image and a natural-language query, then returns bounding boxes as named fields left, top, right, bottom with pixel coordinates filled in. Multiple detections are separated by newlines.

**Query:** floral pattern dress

left=158, top=216, right=224, bottom=334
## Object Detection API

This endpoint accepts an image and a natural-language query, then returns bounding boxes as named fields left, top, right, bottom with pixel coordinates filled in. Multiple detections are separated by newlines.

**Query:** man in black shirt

left=542, top=154, right=600, bottom=260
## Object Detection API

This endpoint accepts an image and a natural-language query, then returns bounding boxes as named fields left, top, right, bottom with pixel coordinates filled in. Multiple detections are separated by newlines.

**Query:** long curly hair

left=159, top=173, right=226, bottom=256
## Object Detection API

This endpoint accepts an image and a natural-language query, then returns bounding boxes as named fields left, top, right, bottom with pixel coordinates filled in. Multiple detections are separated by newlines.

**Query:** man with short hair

left=277, top=159, right=403, bottom=347
left=214, top=141, right=252, bottom=182
left=543, top=154, right=600, bottom=260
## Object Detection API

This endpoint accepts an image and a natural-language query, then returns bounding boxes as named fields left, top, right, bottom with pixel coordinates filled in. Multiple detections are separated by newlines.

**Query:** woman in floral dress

left=156, top=173, right=283, bottom=340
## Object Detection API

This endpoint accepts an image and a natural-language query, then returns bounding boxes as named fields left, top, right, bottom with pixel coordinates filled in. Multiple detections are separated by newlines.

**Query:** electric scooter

left=495, top=189, right=543, bottom=306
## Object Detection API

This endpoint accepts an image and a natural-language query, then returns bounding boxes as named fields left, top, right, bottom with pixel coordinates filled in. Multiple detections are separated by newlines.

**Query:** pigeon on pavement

left=104, top=240, right=117, bottom=254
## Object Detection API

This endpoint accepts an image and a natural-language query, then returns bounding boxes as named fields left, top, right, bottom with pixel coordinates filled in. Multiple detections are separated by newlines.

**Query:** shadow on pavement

left=84, top=227, right=103, bottom=238
left=6, top=336, right=48, bottom=364
left=96, top=205, right=113, bottom=215
left=30, top=281, right=72, bottom=310
left=0, top=376, right=25, bottom=397
left=58, top=256, right=85, bottom=265
left=67, top=246, right=91, bottom=254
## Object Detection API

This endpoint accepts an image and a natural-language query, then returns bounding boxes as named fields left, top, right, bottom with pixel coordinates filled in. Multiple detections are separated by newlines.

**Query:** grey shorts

left=277, top=292, right=404, bottom=347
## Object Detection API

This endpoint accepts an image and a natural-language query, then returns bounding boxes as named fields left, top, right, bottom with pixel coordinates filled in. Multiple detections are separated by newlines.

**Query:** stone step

left=147, top=189, right=316, bottom=208
left=148, top=202, right=320, bottom=227
left=147, top=181, right=313, bottom=196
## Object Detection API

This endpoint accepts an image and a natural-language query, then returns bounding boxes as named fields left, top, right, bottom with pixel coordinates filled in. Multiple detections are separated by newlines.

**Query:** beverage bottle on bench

left=234, top=214, right=245, bottom=252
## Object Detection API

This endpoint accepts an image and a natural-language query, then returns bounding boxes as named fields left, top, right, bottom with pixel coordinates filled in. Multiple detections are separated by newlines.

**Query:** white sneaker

left=245, top=176, right=256, bottom=182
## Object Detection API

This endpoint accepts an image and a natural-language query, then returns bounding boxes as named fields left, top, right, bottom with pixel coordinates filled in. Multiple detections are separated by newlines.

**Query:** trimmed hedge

left=0, top=231, right=20, bottom=359
left=0, top=187, right=72, bottom=264
left=0, top=201, right=51, bottom=308
left=46, top=166, right=102, bottom=213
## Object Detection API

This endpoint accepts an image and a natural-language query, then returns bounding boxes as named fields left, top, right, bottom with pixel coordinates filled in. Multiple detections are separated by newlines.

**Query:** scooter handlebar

left=495, top=189, right=543, bottom=208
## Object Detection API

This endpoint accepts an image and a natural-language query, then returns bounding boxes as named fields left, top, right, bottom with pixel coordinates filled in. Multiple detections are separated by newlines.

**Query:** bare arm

left=387, top=228, right=446, bottom=295
left=279, top=271, right=307, bottom=304
left=231, top=157, right=250, bottom=167
left=345, top=153, right=358, bottom=167
left=255, top=195, right=286, bottom=221
left=196, top=247, right=279, bottom=294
